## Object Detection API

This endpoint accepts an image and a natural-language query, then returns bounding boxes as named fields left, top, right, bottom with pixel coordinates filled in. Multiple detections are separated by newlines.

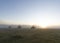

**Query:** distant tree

left=31, top=26, right=35, bottom=29
left=9, top=26, right=11, bottom=28
left=18, top=25, right=21, bottom=28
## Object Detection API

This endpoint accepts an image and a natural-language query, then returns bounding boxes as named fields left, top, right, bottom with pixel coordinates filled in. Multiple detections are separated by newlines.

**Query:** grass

left=0, top=28, right=60, bottom=43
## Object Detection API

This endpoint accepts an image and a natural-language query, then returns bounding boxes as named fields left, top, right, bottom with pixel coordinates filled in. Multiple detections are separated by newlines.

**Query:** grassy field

left=0, top=28, right=60, bottom=43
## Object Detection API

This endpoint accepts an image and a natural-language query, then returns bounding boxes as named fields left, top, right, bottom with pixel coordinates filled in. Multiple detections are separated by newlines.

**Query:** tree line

left=8, top=25, right=36, bottom=29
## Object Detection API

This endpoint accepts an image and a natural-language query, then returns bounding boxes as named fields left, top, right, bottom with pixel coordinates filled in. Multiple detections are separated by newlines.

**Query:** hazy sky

left=0, top=0, right=60, bottom=27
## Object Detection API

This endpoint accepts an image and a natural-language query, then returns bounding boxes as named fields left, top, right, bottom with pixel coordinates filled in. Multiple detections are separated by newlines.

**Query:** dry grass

left=0, top=28, right=60, bottom=43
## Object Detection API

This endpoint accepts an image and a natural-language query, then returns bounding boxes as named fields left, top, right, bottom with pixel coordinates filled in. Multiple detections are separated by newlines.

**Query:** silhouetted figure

left=18, top=25, right=21, bottom=28
left=9, top=26, right=11, bottom=28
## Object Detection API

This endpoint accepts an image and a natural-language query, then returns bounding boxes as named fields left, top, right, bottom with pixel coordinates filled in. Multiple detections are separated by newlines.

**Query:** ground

left=0, top=28, right=60, bottom=43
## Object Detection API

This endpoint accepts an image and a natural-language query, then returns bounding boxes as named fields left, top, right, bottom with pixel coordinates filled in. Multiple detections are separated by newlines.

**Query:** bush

left=18, top=25, right=21, bottom=28
left=8, top=26, right=11, bottom=28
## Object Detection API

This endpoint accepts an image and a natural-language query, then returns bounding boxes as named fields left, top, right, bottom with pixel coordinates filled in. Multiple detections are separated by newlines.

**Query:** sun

left=29, top=19, right=52, bottom=29
left=40, top=24, right=48, bottom=28
left=38, top=22, right=49, bottom=29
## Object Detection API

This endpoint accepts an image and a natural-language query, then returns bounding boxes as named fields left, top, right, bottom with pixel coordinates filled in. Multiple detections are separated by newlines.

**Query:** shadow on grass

left=0, top=35, right=24, bottom=43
